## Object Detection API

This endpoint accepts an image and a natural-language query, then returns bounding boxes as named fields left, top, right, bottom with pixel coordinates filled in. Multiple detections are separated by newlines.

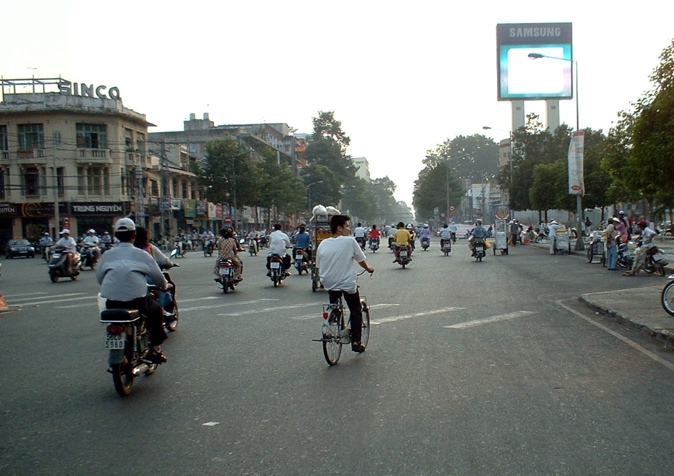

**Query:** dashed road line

left=444, top=310, right=536, bottom=329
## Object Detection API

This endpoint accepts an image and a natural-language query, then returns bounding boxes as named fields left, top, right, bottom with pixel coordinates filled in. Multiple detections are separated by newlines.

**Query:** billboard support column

left=546, top=99, right=560, bottom=131
left=511, top=101, right=525, bottom=131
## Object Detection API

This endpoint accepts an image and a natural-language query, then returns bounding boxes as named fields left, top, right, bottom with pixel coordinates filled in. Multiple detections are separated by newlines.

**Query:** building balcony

left=17, top=149, right=46, bottom=159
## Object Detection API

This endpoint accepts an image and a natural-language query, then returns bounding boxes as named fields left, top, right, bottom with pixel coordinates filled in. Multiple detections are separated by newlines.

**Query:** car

left=6, top=239, right=36, bottom=259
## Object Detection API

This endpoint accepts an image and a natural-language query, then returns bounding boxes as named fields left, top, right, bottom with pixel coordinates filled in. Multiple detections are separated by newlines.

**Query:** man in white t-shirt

left=548, top=220, right=561, bottom=255
left=267, top=223, right=292, bottom=276
left=316, top=215, right=374, bottom=353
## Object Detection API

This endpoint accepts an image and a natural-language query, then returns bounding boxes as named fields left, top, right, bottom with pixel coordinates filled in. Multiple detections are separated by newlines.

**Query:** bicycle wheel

left=360, top=300, right=370, bottom=348
left=586, top=247, right=593, bottom=263
left=322, top=308, right=344, bottom=365
left=662, top=281, right=674, bottom=317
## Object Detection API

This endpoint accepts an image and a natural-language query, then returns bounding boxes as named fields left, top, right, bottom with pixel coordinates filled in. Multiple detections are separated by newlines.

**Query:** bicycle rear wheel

left=662, top=281, right=674, bottom=317
left=322, top=308, right=344, bottom=365
left=360, top=300, right=370, bottom=348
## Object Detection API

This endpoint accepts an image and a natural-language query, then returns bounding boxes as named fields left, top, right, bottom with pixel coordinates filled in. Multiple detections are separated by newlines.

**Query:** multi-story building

left=353, top=157, right=371, bottom=181
left=0, top=77, right=202, bottom=246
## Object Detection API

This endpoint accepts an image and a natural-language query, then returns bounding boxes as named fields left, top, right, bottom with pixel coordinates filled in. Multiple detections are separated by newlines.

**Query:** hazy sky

left=2, top=0, right=672, bottom=205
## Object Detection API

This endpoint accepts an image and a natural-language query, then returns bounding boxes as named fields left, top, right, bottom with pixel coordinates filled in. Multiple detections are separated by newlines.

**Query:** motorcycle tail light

left=106, top=324, right=125, bottom=335
left=322, top=311, right=329, bottom=319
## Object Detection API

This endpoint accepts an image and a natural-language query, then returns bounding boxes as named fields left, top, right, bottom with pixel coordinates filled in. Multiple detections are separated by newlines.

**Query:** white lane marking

left=372, top=307, right=466, bottom=325
left=182, top=298, right=278, bottom=312
left=557, top=300, right=674, bottom=372
left=8, top=293, right=83, bottom=302
left=444, top=311, right=535, bottom=329
left=58, top=302, right=99, bottom=309
left=2, top=292, right=50, bottom=299
left=222, top=302, right=317, bottom=316
left=289, top=303, right=401, bottom=321
left=20, top=296, right=97, bottom=306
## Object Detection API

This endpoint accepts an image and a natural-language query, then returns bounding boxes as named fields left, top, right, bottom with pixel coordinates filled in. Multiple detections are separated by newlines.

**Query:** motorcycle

left=661, top=274, right=674, bottom=317
left=442, top=239, right=452, bottom=256
left=100, top=304, right=161, bottom=397
left=269, top=253, right=287, bottom=286
left=643, top=245, right=668, bottom=276
left=369, top=238, right=380, bottom=253
left=472, top=238, right=486, bottom=262
left=203, top=239, right=214, bottom=257
left=79, top=243, right=99, bottom=270
left=617, top=241, right=634, bottom=269
left=395, top=245, right=411, bottom=269
left=356, top=236, right=366, bottom=251
left=147, top=264, right=179, bottom=330
left=293, top=248, right=309, bottom=275
left=48, top=245, right=81, bottom=282
left=170, top=240, right=186, bottom=259
left=248, top=237, right=258, bottom=256
left=216, top=258, right=240, bottom=293
left=420, top=236, right=430, bottom=251
left=388, top=236, right=395, bottom=251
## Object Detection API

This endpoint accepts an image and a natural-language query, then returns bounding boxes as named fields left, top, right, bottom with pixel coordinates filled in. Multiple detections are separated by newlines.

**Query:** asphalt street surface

left=1, top=238, right=674, bottom=475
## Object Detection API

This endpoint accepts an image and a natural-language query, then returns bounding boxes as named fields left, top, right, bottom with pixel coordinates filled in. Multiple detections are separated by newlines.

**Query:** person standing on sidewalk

left=548, top=220, right=560, bottom=255
left=316, top=214, right=374, bottom=353
left=605, top=217, right=619, bottom=270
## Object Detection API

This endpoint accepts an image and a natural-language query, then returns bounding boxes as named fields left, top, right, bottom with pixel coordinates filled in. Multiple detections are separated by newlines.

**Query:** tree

left=413, top=161, right=465, bottom=223
left=254, top=146, right=306, bottom=223
left=198, top=139, right=258, bottom=207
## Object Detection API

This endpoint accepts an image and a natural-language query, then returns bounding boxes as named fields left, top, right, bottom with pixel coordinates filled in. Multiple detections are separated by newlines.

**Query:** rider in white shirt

left=82, top=229, right=101, bottom=261
left=267, top=223, right=292, bottom=275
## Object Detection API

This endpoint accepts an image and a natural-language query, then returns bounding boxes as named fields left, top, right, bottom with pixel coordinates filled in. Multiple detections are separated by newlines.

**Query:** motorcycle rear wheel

left=661, top=281, right=674, bottom=317
left=111, top=360, right=135, bottom=396
left=166, top=302, right=179, bottom=331
left=322, top=309, right=344, bottom=365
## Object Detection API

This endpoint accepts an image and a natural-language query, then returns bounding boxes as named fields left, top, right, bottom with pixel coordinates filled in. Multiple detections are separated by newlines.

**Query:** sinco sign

left=58, top=80, right=121, bottom=100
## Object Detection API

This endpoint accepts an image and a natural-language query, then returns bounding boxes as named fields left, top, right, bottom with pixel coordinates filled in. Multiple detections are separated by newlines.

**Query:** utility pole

left=161, top=140, right=170, bottom=240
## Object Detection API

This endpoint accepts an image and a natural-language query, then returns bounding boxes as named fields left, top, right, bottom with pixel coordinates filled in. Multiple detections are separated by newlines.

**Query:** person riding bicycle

left=393, top=221, right=412, bottom=263
left=449, top=221, right=458, bottom=243
left=293, top=224, right=312, bottom=264
left=315, top=214, right=374, bottom=353
left=96, top=218, right=172, bottom=363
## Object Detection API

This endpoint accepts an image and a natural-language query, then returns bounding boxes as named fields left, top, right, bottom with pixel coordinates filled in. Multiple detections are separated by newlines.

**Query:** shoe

left=266, top=271, right=271, bottom=277
left=147, top=349, right=168, bottom=364
left=284, top=272, right=291, bottom=277
left=351, top=341, right=366, bottom=353
left=393, top=259, right=398, bottom=263
left=214, top=278, right=221, bottom=282
left=622, top=271, right=635, bottom=276
left=165, top=312, right=176, bottom=319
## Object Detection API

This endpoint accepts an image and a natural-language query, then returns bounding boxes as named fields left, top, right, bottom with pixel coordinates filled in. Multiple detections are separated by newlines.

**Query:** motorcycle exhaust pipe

left=132, top=363, right=150, bottom=376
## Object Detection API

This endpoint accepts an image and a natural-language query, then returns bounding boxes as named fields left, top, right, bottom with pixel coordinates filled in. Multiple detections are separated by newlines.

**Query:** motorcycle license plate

left=105, top=333, right=125, bottom=350
left=52, top=253, right=61, bottom=258
left=295, top=253, right=303, bottom=260
left=271, top=261, right=281, bottom=268
left=400, top=250, right=407, bottom=257
left=476, top=246, right=484, bottom=252
left=654, top=252, right=666, bottom=262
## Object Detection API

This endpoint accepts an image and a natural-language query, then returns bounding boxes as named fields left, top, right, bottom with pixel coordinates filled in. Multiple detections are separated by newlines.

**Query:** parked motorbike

left=79, top=243, right=99, bottom=270
left=269, top=253, right=287, bottom=286
left=147, top=264, right=179, bottom=330
left=216, top=258, right=240, bottom=293
left=369, top=238, right=380, bottom=253
left=617, top=241, right=634, bottom=269
left=420, top=237, right=430, bottom=251
left=293, top=248, right=309, bottom=275
left=100, top=305, right=161, bottom=397
left=472, top=239, right=486, bottom=262
left=395, top=245, right=411, bottom=269
left=442, top=239, right=452, bottom=256
left=48, top=245, right=81, bottom=282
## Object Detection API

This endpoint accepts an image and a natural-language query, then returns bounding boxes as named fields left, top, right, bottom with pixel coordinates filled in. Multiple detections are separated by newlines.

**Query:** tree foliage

left=198, top=139, right=258, bottom=206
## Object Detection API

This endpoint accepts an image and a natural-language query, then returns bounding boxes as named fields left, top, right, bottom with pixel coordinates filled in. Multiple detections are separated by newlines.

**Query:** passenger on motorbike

left=368, top=224, right=381, bottom=249
left=96, top=218, right=172, bottom=363
left=419, top=225, right=431, bottom=246
left=354, top=222, right=367, bottom=249
left=55, top=229, right=77, bottom=272
left=39, top=232, right=54, bottom=259
left=623, top=219, right=657, bottom=276
left=134, top=226, right=177, bottom=315
left=293, top=225, right=312, bottom=264
left=216, top=227, right=243, bottom=282
left=468, top=219, right=488, bottom=256
left=440, top=223, right=451, bottom=249
left=266, top=223, right=292, bottom=277
left=393, top=222, right=412, bottom=263
left=82, top=229, right=101, bottom=261
left=315, top=214, right=374, bottom=353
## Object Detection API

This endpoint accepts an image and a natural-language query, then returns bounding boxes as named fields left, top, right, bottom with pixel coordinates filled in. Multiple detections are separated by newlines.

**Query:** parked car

left=6, top=239, right=36, bottom=258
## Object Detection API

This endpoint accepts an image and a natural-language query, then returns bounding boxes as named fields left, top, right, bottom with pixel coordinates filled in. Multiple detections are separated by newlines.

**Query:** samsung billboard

left=497, top=23, right=573, bottom=101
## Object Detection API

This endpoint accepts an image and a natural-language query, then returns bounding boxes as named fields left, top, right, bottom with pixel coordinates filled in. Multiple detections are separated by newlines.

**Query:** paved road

left=1, top=241, right=674, bottom=475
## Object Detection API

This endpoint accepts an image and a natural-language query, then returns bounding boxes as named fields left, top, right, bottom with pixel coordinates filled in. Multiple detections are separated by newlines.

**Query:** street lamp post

left=305, top=180, right=323, bottom=210
left=528, top=52, right=584, bottom=251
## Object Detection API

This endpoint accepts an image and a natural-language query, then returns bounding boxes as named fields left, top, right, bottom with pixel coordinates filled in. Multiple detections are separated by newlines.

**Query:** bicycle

left=315, top=270, right=371, bottom=365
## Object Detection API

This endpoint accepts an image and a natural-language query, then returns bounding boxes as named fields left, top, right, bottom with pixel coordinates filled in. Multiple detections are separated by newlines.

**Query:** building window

left=24, top=166, right=40, bottom=197
left=172, top=178, right=178, bottom=198
left=150, top=180, right=159, bottom=196
left=76, top=166, right=109, bottom=196
left=125, top=128, right=133, bottom=151
left=56, top=167, right=65, bottom=196
left=181, top=181, right=188, bottom=199
left=0, top=168, right=5, bottom=199
left=0, top=125, right=7, bottom=150
left=19, top=124, right=44, bottom=149
left=136, top=132, right=145, bottom=155
left=76, top=123, right=107, bottom=149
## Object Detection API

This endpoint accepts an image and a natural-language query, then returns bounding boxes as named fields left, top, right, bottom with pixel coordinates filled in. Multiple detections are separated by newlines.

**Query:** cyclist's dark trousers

left=106, top=295, right=167, bottom=346
left=328, top=290, right=362, bottom=343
